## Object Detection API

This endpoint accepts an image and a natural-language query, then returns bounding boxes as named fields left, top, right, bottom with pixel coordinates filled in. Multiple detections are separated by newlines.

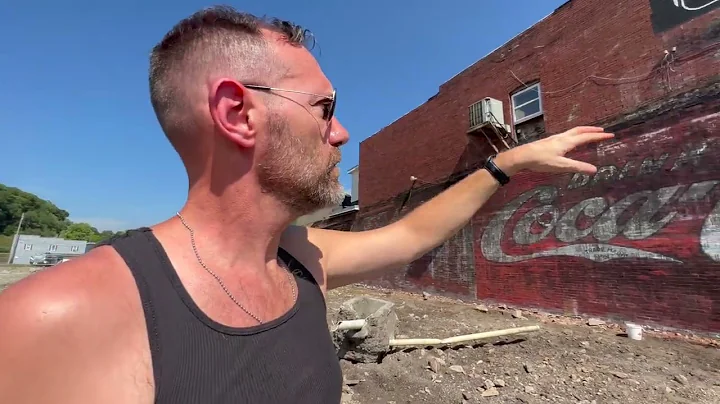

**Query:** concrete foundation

left=332, top=296, right=398, bottom=363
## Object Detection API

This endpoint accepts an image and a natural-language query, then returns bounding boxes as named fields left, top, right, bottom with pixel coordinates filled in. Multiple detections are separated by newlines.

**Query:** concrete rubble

left=330, top=286, right=720, bottom=404
left=332, top=296, right=398, bottom=363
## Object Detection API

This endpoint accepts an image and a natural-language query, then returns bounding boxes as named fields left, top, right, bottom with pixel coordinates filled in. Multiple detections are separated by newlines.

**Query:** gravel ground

left=2, top=266, right=719, bottom=403
left=328, top=286, right=720, bottom=404
left=0, top=265, right=40, bottom=292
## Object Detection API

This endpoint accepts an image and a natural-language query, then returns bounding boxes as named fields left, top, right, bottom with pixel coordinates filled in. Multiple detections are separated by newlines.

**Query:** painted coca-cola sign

left=478, top=112, right=720, bottom=265
left=481, top=180, right=719, bottom=263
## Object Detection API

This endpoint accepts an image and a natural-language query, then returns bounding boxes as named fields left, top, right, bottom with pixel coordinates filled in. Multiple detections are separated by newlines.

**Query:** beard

left=257, top=112, right=346, bottom=216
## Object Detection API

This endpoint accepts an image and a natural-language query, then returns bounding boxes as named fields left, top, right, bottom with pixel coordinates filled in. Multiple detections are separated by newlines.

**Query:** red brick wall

left=360, top=0, right=720, bottom=208
left=473, top=88, right=720, bottom=332
left=356, top=0, right=720, bottom=332
left=311, top=210, right=358, bottom=231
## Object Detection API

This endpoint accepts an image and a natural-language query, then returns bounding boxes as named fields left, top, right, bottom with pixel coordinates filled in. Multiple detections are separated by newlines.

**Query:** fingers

left=569, top=131, right=615, bottom=148
left=567, top=126, right=606, bottom=135
left=558, top=156, right=597, bottom=174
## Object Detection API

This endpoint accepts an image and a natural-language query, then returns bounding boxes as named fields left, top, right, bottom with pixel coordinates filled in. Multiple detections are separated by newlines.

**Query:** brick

left=352, top=0, right=720, bottom=333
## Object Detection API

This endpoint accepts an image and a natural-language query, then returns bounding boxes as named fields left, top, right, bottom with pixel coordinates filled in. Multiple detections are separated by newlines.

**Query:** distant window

left=511, top=83, right=543, bottom=124
left=70, top=245, right=79, bottom=252
left=49, top=245, right=58, bottom=252
left=24, top=244, right=32, bottom=251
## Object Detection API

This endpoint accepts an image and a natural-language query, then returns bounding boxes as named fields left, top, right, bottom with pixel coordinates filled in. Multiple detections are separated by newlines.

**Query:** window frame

left=511, top=83, right=543, bottom=124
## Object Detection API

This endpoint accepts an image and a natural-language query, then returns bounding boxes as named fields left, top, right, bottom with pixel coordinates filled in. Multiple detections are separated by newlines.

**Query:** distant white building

left=9, top=235, right=92, bottom=265
left=348, top=164, right=359, bottom=205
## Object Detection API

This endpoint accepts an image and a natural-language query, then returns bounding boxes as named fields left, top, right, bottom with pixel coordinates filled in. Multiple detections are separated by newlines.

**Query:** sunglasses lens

left=329, top=90, right=337, bottom=121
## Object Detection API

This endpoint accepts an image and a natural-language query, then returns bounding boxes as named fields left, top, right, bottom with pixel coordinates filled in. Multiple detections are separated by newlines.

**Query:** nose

left=328, top=117, right=349, bottom=147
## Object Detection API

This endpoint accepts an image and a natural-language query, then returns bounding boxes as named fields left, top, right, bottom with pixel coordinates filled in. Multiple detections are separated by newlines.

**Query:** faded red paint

left=354, top=0, right=720, bottom=332
left=473, top=104, right=720, bottom=331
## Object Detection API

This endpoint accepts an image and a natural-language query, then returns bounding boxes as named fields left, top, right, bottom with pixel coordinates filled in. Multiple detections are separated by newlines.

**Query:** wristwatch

left=484, top=155, right=510, bottom=186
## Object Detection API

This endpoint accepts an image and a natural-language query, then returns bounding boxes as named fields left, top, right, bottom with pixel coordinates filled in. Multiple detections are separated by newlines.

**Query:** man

left=0, top=6, right=613, bottom=404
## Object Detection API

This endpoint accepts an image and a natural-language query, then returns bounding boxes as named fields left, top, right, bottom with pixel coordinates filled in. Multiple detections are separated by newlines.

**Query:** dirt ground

left=2, top=266, right=719, bottom=403
left=328, top=287, right=720, bottom=404
left=0, top=266, right=40, bottom=292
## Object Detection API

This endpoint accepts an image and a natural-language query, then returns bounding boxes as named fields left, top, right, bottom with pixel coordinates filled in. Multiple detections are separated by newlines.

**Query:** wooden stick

left=388, top=325, right=540, bottom=347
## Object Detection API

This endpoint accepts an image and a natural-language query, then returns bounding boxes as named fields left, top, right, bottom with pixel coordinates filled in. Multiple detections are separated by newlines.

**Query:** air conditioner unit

left=468, top=97, right=507, bottom=132
left=467, top=97, right=516, bottom=152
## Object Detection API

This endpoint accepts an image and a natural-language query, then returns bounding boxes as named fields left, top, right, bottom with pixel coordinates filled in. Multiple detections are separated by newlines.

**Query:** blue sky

left=0, top=0, right=567, bottom=231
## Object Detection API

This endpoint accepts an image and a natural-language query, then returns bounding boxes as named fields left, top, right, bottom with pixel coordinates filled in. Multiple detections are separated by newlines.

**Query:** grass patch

left=0, top=235, right=12, bottom=253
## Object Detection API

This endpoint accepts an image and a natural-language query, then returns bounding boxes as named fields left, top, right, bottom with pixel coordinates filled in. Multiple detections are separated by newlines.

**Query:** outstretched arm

left=295, top=126, right=614, bottom=290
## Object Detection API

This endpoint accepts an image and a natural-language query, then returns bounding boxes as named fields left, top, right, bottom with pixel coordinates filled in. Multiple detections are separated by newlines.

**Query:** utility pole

left=6, top=212, right=25, bottom=265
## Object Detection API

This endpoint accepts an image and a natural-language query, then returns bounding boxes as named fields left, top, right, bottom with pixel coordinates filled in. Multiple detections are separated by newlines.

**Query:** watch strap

left=484, top=155, right=510, bottom=186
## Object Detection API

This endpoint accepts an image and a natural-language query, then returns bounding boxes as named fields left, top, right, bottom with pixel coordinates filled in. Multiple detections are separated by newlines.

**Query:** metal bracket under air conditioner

left=467, top=121, right=516, bottom=154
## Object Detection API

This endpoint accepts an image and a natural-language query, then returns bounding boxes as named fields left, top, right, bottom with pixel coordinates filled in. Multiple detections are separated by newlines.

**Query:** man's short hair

left=149, top=6, right=314, bottom=141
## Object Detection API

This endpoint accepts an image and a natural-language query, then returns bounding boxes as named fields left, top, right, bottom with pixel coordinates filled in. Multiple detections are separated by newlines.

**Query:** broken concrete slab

left=332, top=296, right=398, bottom=363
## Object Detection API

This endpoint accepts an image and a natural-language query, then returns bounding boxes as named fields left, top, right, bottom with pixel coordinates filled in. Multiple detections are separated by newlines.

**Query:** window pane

left=513, top=86, right=539, bottom=107
left=514, top=99, right=541, bottom=120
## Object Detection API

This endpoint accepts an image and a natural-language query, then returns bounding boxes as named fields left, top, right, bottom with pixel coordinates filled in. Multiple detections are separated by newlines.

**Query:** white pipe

left=334, top=319, right=367, bottom=331
left=388, top=325, right=540, bottom=347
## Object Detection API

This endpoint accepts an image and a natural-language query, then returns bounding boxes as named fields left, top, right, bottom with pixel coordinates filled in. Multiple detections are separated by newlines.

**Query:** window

left=71, top=245, right=79, bottom=252
left=511, top=83, right=543, bottom=124
left=49, top=244, right=58, bottom=252
left=24, top=244, right=32, bottom=251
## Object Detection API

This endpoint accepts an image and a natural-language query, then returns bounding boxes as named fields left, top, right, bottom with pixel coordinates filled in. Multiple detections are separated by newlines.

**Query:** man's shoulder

left=0, top=245, right=142, bottom=347
left=0, top=246, right=154, bottom=402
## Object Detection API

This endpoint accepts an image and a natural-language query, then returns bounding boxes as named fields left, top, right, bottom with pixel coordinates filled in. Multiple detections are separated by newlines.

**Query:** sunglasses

left=243, top=84, right=337, bottom=123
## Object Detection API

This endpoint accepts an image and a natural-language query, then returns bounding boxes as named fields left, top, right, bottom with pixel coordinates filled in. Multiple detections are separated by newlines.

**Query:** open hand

left=497, top=126, right=614, bottom=176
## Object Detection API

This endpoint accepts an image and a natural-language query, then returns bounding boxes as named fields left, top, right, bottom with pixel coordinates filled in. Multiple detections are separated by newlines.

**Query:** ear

left=208, top=79, right=259, bottom=148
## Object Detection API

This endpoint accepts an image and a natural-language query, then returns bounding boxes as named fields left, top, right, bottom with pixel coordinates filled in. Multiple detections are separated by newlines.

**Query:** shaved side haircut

left=148, top=5, right=315, bottom=145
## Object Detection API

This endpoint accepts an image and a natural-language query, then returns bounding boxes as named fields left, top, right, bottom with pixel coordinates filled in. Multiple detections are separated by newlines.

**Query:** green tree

left=0, top=184, right=70, bottom=237
left=0, top=184, right=128, bottom=243
left=98, top=230, right=115, bottom=240
left=60, top=223, right=102, bottom=242
left=96, top=230, right=127, bottom=242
